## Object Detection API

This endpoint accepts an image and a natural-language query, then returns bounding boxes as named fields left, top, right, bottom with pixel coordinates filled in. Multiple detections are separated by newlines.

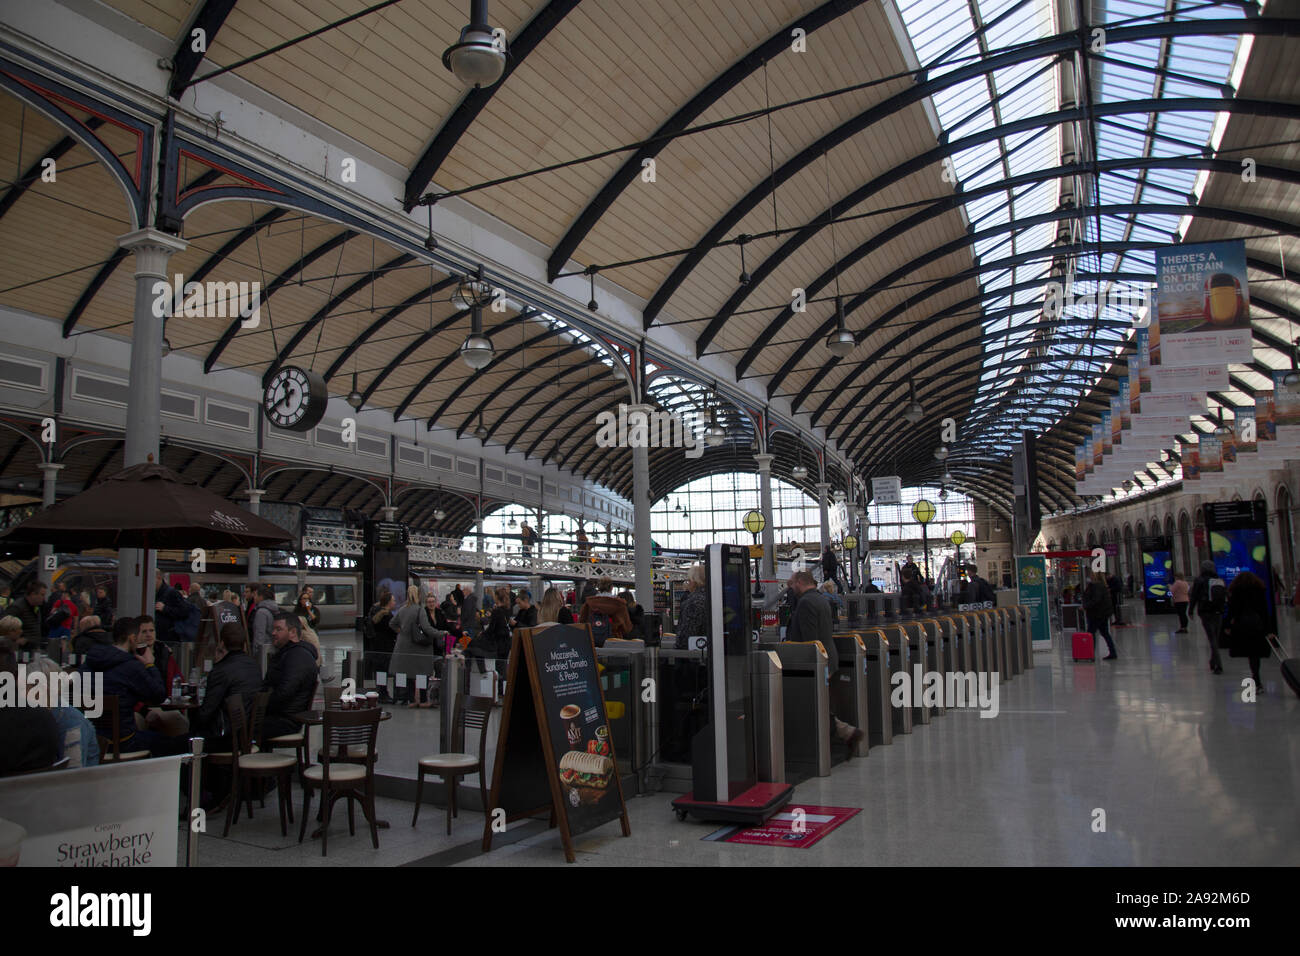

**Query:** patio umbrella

left=0, top=459, right=292, bottom=550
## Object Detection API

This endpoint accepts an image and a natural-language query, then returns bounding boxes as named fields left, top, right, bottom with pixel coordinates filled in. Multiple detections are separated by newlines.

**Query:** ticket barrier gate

left=899, top=621, right=935, bottom=722
left=844, top=593, right=866, bottom=628
left=774, top=642, right=832, bottom=777
left=751, top=649, right=785, bottom=784
left=956, top=613, right=984, bottom=678
left=975, top=610, right=1000, bottom=681
left=934, top=617, right=959, bottom=675
left=866, top=593, right=900, bottom=623
left=918, top=620, right=948, bottom=718
left=998, top=609, right=1021, bottom=677
left=878, top=625, right=913, bottom=736
left=596, top=641, right=648, bottom=795
left=859, top=629, right=893, bottom=746
left=651, top=646, right=710, bottom=791
left=992, top=609, right=1014, bottom=679
left=830, top=633, right=871, bottom=758
left=1017, top=605, right=1035, bottom=668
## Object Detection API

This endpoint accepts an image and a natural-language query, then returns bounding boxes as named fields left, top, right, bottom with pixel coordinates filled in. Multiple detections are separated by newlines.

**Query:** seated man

left=196, top=621, right=264, bottom=750
left=0, top=638, right=61, bottom=774
left=79, top=617, right=180, bottom=757
left=261, top=613, right=319, bottom=740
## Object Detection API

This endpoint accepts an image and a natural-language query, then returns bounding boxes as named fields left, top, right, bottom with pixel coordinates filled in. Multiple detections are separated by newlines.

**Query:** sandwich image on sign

left=559, top=751, right=613, bottom=807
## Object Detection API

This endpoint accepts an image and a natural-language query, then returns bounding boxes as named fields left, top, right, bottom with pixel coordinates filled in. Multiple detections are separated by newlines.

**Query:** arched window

left=651, top=473, right=826, bottom=551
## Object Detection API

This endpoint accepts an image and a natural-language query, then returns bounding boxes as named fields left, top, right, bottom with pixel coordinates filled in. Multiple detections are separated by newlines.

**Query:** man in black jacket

left=261, top=612, right=319, bottom=739
left=197, top=621, right=264, bottom=748
left=786, top=570, right=865, bottom=758
left=11, top=579, right=46, bottom=650
left=153, top=570, right=194, bottom=642
left=1188, top=559, right=1226, bottom=674
left=80, top=617, right=179, bottom=756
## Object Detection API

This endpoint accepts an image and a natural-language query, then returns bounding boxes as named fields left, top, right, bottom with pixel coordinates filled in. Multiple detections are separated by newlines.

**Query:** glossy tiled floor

left=189, top=603, right=1299, bottom=866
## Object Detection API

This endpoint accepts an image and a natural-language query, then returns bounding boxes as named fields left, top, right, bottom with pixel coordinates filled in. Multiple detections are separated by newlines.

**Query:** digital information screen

left=1140, top=536, right=1173, bottom=613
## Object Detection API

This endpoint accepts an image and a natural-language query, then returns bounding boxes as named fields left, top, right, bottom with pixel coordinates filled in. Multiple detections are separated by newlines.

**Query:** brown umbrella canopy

left=0, top=461, right=292, bottom=550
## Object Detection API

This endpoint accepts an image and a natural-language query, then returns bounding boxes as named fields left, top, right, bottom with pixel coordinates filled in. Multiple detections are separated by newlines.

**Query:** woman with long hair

left=390, top=584, right=425, bottom=706
left=1082, top=570, right=1118, bottom=660
left=535, top=586, right=567, bottom=630
left=1222, top=571, right=1271, bottom=690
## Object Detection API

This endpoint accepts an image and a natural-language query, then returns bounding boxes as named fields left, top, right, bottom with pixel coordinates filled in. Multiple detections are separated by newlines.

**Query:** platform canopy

left=0, top=0, right=1296, bottom=520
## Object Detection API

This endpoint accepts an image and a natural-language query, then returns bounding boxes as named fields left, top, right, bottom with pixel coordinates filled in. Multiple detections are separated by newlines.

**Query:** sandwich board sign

left=482, top=624, right=630, bottom=862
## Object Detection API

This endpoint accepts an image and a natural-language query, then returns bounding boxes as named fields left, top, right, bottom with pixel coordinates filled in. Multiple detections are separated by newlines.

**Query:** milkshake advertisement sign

left=1155, top=240, right=1253, bottom=366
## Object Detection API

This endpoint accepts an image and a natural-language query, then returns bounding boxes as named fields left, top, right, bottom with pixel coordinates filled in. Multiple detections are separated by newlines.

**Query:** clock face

left=263, top=366, right=328, bottom=431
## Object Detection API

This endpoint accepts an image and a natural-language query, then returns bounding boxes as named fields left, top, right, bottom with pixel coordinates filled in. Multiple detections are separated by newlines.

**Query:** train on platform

left=2, top=552, right=654, bottom=633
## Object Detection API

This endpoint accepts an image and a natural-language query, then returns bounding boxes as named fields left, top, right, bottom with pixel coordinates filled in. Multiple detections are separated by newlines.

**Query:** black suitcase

left=1265, top=634, right=1300, bottom=699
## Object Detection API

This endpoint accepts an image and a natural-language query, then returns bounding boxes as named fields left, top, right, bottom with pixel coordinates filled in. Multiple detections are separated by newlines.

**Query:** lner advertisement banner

left=1155, top=240, right=1254, bottom=366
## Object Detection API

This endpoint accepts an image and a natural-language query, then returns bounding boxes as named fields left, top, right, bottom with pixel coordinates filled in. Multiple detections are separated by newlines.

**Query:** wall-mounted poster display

left=1155, top=240, right=1253, bottom=366
left=1140, top=536, right=1174, bottom=615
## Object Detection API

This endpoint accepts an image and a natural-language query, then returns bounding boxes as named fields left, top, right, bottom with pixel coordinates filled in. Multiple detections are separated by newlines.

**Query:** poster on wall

left=1155, top=240, right=1254, bottom=366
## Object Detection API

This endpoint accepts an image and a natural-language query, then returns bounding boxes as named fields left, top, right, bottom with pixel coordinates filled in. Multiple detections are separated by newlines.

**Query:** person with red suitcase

left=1082, top=571, right=1118, bottom=660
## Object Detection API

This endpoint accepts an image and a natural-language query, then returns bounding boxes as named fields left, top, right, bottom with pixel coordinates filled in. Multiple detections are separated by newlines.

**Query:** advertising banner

left=1145, top=363, right=1228, bottom=395
left=1198, top=435, right=1224, bottom=491
left=1273, top=372, right=1300, bottom=446
left=1136, top=328, right=1154, bottom=392
left=1130, top=414, right=1190, bottom=436
left=1132, top=391, right=1207, bottom=417
left=1155, top=240, right=1254, bottom=366
left=1075, top=444, right=1087, bottom=484
left=1101, top=412, right=1113, bottom=455
left=0, top=756, right=182, bottom=866
left=1126, top=358, right=1142, bottom=411
left=1092, top=425, right=1104, bottom=465
left=1254, top=393, right=1283, bottom=461
left=1180, top=440, right=1199, bottom=485
left=1015, top=555, right=1051, bottom=647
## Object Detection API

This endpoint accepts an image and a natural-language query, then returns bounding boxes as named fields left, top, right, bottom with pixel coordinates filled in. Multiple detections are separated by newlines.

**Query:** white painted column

left=815, top=481, right=831, bottom=552
left=246, top=489, right=265, bottom=585
left=755, top=453, right=776, bottom=590
left=116, top=227, right=187, bottom=617
left=627, top=403, right=655, bottom=608
left=37, top=462, right=64, bottom=587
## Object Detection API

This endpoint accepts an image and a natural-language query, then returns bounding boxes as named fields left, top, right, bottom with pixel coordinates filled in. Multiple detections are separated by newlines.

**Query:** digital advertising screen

left=1140, top=536, right=1173, bottom=613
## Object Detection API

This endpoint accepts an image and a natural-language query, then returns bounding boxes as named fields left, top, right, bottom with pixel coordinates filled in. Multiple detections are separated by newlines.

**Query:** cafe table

left=291, top=708, right=393, bottom=836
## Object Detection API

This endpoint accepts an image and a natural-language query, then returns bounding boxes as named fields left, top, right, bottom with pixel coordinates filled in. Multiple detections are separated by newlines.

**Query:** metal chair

left=412, top=696, right=494, bottom=834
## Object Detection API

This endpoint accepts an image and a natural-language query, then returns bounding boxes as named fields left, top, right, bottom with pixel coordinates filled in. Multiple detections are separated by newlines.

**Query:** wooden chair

left=298, top=707, right=381, bottom=856
left=266, top=682, right=322, bottom=776
left=221, top=694, right=297, bottom=838
left=90, top=695, right=150, bottom=763
left=412, top=696, right=494, bottom=834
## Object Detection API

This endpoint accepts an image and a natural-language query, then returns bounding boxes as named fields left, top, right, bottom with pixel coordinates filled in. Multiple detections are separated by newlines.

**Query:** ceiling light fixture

left=903, top=378, right=924, bottom=424
left=460, top=305, right=494, bottom=369
left=346, top=372, right=364, bottom=410
left=442, top=0, right=506, bottom=89
left=737, top=234, right=751, bottom=285
left=473, top=413, right=489, bottom=442
left=452, top=265, right=494, bottom=311
left=825, top=294, right=854, bottom=357
left=934, top=445, right=948, bottom=461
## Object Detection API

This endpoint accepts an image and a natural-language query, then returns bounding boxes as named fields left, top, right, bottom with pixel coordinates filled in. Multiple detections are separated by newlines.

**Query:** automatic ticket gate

left=935, top=617, right=959, bottom=674
left=859, top=629, right=893, bottom=746
left=751, top=649, right=785, bottom=784
left=918, top=620, right=947, bottom=718
left=878, top=625, right=912, bottom=736
left=774, top=641, right=832, bottom=777
left=831, top=633, right=870, bottom=758
left=1016, top=605, right=1035, bottom=668
left=998, top=608, right=1022, bottom=677
left=899, top=622, right=933, bottom=724
left=955, top=613, right=983, bottom=677
left=596, top=641, right=648, bottom=795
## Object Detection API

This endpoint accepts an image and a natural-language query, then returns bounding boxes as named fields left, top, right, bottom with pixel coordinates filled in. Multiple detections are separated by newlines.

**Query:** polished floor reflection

left=194, top=604, right=1298, bottom=866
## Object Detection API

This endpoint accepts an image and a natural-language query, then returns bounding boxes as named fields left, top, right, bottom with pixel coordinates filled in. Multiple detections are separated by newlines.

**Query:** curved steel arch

left=324, top=275, right=459, bottom=381
left=794, top=202, right=1300, bottom=434
left=526, top=380, right=625, bottom=461
left=263, top=252, right=416, bottom=388
left=361, top=306, right=470, bottom=407
left=640, top=16, right=1296, bottom=327
left=701, top=138, right=1300, bottom=359
left=403, top=0, right=585, bottom=211
left=545, top=0, right=869, bottom=279
left=749, top=198, right=1300, bottom=396
left=769, top=239, right=1163, bottom=401
left=475, top=342, right=608, bottom=444
left=204, top=228, right=357, bottom=371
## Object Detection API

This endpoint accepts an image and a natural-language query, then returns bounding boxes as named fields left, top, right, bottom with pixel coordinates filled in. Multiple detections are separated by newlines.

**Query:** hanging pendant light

left=903, top=378, right=924, bottom=424
left=452, top=265, right=494, bottom=311
left=825, top=294, right=854, bottom=357
left=460, top=305, right=494, bottom=369
left=703, top=404, right=726, bottom=447
left=346, top=371, right=364, bottom=410
left=473, top=412, right=489, bottom=442
left=442, top=0, right=507, bottom=89
left=791, top=440, right=808, bottom=480
left=507, top=514, right=518, bottom=529
left=737, top=235, right=751, bottom=285
left=934, top=445, right=948, bottom=461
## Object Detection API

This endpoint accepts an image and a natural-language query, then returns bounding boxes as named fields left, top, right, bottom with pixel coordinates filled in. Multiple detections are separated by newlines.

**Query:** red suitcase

left=1071, top=631, right=1095, bottom=663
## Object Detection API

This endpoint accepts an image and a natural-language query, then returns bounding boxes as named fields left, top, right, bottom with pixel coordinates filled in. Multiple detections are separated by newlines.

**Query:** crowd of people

left=361, top=576, right=650, bottom=704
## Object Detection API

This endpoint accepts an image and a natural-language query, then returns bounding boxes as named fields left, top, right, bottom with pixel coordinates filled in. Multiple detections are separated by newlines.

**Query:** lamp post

left=950, top=529, right=966, bottom=568
left=743, top=509, right=766, bottom=597
left=843, top=534, right=858, bottom=592
left=912, top=498, right=936, bottom=583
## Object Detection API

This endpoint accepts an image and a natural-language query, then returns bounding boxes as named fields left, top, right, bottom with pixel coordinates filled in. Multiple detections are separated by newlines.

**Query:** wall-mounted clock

left=263, top=366, right=328, bottom=432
